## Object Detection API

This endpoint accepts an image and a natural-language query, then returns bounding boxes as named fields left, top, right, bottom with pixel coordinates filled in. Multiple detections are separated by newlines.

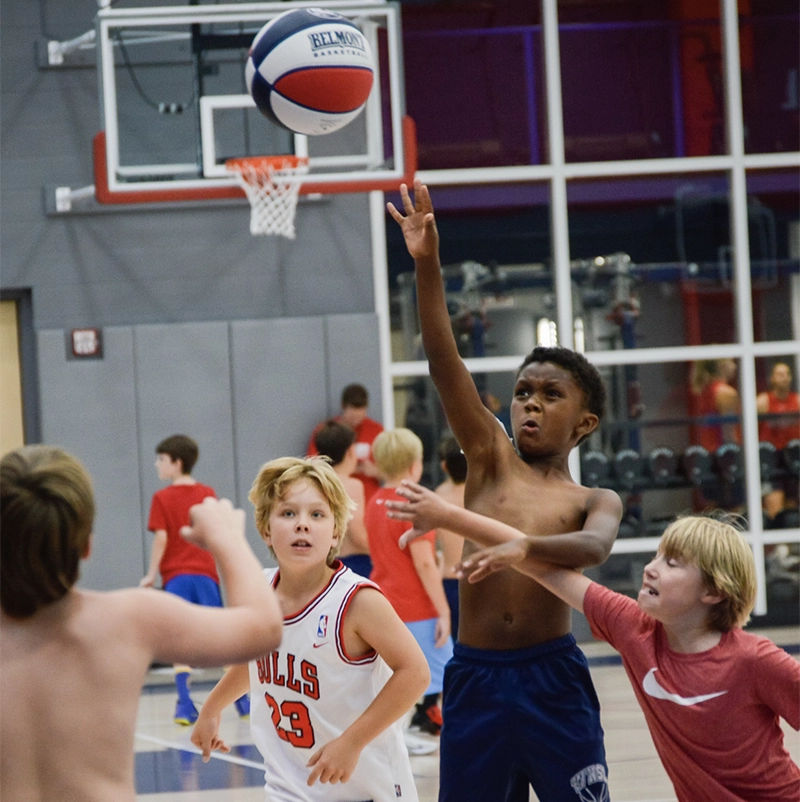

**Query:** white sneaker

left=403, top=729, right=438, bottom=756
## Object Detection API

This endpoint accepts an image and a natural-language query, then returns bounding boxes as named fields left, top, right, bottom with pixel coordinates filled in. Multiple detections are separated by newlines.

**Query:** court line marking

left=135, top=731, right=439, bottom=784
left=134, top=733, right=265, bottom=770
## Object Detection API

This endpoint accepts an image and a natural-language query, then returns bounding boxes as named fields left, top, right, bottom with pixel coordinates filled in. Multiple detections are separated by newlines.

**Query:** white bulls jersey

left=249, top=562, right=418, bottom=802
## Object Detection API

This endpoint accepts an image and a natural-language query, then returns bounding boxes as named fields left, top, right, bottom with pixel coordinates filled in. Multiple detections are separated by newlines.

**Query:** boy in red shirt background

left=365, top=428, right=453, bottom=738
left=140, top=434, right=249, bottom=724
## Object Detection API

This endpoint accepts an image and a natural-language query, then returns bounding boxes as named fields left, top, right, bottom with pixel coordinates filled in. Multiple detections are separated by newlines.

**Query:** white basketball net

left=226, top=156, right=309, bottom=239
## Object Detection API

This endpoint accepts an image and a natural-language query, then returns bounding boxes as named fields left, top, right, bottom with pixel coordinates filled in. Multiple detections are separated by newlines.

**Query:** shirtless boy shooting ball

left=387, top=181, right=622, bottom=802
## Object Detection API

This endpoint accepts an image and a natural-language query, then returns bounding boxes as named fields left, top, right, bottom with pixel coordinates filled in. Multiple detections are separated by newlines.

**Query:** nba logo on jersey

left=317, top=615, right=328, bottom=638
left=395, top=785, right=402, bottom=796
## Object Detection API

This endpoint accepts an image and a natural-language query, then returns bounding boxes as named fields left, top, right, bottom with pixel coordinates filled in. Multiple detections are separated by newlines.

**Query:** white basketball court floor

left=134, top=628, right=799, bottom=802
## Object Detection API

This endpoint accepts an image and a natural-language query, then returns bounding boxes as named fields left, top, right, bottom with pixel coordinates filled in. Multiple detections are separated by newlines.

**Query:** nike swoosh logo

left=642, top=668, right=727, bottom=706
left=312, top=642, right=327, bottom=649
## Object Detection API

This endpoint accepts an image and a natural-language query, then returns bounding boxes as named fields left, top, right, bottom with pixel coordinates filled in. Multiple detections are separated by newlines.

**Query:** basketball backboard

left=81, top=1, right=412, bottom=205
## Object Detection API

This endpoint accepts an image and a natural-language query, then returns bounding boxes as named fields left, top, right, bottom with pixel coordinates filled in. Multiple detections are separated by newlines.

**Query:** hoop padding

left=225, top=156, right=308, bottom=238
left=92, top=115, right=417, bottom=204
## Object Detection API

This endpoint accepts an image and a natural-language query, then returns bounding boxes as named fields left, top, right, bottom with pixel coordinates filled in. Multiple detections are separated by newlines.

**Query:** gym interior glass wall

left=384, top=0, right=799, bottom=623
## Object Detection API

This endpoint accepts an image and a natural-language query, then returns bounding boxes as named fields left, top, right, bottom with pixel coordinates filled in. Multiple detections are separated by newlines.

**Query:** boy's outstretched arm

left=191, top=663, right=250, bottom=761
left=459, top=544, right=593, bottom=614
left=389, top=480, right=620, bottom=568
left=409, top=538, right=451, bottom=647
left=387, top=182, right=499, bottom=455
left=133, top=497, right=282, bottom=668
left=305, top=588, right=429, bottom=786
left=140, top=529, right=167, bottom=587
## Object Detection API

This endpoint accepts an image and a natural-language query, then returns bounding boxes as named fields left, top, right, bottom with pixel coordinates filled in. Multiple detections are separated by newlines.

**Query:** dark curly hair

left=516, top=346, right=606, bottom=420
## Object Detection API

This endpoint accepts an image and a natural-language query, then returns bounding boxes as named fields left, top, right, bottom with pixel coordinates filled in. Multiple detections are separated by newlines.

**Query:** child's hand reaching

left=386, top=180, right=439, bottom=261
left=180, top=497, right=245, bottom=552
left=190, top=711, right=230, bottom=762
left=457, top=539, right=531, bottom=583
left=382, top=480, right=451, bottom=549
left=306, top=733, right=362, bottom=786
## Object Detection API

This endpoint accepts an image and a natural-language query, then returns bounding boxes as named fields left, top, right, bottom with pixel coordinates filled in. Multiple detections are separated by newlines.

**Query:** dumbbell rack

left=580, top=438, right=800, bottom=538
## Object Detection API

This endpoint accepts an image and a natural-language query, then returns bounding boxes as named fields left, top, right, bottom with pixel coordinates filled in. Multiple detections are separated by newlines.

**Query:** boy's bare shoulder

left=435, top=479, right=464, bottom=505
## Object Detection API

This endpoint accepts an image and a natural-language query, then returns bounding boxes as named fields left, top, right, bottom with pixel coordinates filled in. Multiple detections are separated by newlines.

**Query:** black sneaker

left=409, top=703, right=442, bottom=736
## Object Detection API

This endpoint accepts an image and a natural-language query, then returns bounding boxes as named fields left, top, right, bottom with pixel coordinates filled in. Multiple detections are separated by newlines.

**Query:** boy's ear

left=82, top=533, right=93, bottom=560
left=574, top=412, right=599, bottom=441
left=701, top=588, right=725, bottom=606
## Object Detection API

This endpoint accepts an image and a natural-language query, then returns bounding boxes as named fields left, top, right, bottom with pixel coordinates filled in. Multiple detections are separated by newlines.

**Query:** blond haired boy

left=0, top=445, right=282, bottom=802
left=192, top=456, right=429, bottom=800
left=366, top=428, right=454, bottom=737
left=386, top=483, right=800, bottom=802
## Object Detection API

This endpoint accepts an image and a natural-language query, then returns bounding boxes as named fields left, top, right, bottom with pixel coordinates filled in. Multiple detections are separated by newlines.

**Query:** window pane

left=403, top=27, right=544, bottom=169
left=747, top=169, right=800, bottom=344
left=387, top=183, right=553, bottom=362
left=559, top=20, right=680, bottom=161
left=741, top=7, right=800, bottom=155
left=756, top=355, right=800, bottom=529
left=566, top=173, right=737, bottom=350
left=557, top=6, right=723, bottom=160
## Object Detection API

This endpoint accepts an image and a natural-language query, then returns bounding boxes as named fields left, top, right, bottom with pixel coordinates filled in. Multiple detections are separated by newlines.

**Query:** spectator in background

left=308, top=384, right=384, bottom=503
left=757, top=362, right=800, bottom=523
left=690, top=359, right=741, bottom=452
left=314, top=420, right=372, bottom=578
left=366, top=428, right=453, bottom=739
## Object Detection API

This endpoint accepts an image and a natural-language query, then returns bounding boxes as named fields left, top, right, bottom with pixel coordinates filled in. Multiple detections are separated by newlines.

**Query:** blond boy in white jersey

left=191, top=456, right=429, bottom=800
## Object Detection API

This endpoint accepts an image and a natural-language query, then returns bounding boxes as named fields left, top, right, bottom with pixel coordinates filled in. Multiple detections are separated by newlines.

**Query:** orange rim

left=225, top=155, right=308, bottom=172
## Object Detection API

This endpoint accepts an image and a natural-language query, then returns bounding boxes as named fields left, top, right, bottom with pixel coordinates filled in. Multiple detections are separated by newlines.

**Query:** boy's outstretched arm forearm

left=459, top=545, right=593, bottom=614
left=183, top=499, right=283, bottom=655
left=191, top=663, right=250, bottom=761
left=140, top=530, right=167, bottom=587
left=390, top=481, right=620, bottom=569
left=409, top=539, right=451, bottom=646
left=387, top=182, right=493, bottom=447
left=140, top=498, right=282, bottom=668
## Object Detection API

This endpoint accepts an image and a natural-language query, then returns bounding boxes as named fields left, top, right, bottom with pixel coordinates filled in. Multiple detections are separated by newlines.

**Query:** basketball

left=245, top=8, right=375, bottom=136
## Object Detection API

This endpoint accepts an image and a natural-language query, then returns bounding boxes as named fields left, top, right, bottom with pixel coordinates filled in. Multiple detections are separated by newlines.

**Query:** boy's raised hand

left=383, top=480, right=450, bottom=549
left=180, top=497, right=245, bottom=552
left=456, top=540, right=530, bottom=583
left=386, top=180, right=439, bottom=260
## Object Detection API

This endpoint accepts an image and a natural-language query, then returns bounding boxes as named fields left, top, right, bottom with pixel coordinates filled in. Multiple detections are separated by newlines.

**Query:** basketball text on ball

left=307, top=30, right=367, bottom=52
left=245, top=8, right=375, bottom=136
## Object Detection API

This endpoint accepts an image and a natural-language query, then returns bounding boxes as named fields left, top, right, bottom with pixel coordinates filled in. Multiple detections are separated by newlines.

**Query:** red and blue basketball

left=245, top=8, right=375, bottom=136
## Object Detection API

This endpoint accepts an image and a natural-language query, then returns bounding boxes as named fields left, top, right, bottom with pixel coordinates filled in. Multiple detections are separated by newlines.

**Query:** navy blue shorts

left=164, top=574, right=222, bottom=607
left=443, top=577, right=459, bottom=643
left=340, top=553, right=373, bottom=578
left=439, top=635, right=608, bottom=802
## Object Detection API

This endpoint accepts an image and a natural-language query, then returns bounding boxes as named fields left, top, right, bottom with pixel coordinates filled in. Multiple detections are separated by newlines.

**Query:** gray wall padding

left=36, top=314, right=381, bottom=590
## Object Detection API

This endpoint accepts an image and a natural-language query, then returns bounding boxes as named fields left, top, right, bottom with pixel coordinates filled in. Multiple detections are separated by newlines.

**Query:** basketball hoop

left=225, top=155, right=309, bottom=238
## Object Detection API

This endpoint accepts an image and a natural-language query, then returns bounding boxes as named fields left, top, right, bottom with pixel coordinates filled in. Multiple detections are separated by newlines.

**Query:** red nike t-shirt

left=584, top=582, right=800, bottom=801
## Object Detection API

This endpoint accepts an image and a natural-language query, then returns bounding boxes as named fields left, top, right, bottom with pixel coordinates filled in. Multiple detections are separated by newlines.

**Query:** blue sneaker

left=174, top=697, right=198, bottom=726
left=234, top=694, right=250, bottom=718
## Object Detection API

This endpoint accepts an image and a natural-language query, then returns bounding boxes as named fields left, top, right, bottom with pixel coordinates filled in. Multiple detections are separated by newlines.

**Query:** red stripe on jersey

left=336, top=582, right=380, bottom=665
left=275, top=561, right=350, bottom=624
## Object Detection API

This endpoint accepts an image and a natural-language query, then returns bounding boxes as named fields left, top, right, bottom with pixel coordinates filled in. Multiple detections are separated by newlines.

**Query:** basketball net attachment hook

left=225, top=155, right=309, bottom=239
